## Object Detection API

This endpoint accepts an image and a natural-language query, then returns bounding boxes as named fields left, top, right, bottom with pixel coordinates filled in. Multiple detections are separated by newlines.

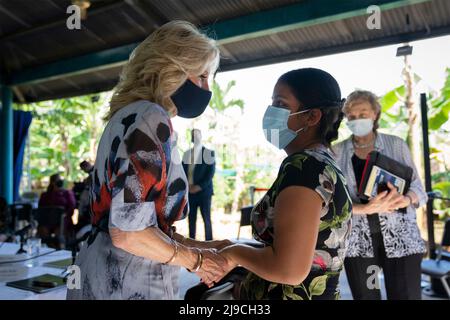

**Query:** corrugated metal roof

left=1, top=0, right=449, bottom=102
left=218, top=0, right=450, bottom=70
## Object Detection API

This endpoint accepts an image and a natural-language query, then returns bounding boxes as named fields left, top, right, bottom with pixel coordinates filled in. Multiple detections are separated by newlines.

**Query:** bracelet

left=163, top=239, right=178, bottom=265
left=187, top=249, right=203, bottom=273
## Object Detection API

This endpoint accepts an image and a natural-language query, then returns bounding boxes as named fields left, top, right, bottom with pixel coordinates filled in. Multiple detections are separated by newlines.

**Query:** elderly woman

left=67, top=21, right=230, bottom=300
left=334, top=90, right=427, bottom=300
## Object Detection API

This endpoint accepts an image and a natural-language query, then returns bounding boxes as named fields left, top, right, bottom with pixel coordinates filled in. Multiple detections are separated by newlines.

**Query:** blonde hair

left=343, top=90, right=382, bottom=130
left=105, top=20, right=220, bottom=120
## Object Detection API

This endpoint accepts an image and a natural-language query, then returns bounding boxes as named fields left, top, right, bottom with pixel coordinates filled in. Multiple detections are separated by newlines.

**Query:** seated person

left=38, top=174, right=76, bottom=243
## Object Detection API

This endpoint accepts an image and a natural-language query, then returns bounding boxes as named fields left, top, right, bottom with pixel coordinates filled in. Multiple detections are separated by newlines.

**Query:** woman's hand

left=204, top=239, right=234, bottom=251
left=383, top=182, right=409, bottom=212
left=218, top=245, right=239, bottom=276
left=197, top=246, right=239, bottom=287
left=366, top=182, right=406, bottom=214
left=189, top=185, right=202, bottom=194
left=364, top=190, right=390, bottom=214
left=178, top=236, right=234, bottom=251
left=386, top=189, right=413, bottom=212
left=195, top=248, right=228, bottom=288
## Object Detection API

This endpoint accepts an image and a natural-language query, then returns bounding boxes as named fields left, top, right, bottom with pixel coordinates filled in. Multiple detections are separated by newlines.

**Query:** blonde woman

left=67, top=21, right=230, bottom=300
left=334, top=90, right=427, bottom=300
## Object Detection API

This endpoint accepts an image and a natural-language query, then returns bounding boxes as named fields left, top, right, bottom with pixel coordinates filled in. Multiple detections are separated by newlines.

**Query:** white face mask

left=347, top=118, right=374, bottom=137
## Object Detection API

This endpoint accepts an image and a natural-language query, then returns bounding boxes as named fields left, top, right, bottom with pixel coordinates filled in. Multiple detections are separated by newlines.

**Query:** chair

left=8, top=203, right=33, bottom=231
left=237, top=186, right=269, bottom=239
left=185, top=266, right=250, bottom=300
left=237, top=206, right=253, bottom=239
left=19, top=191, right=39, bottom=209
left=201, top=282, right=234, bottom=300
left=32, top=206, right=66, bottom=249
left=421, top=218, right=450, bottom=299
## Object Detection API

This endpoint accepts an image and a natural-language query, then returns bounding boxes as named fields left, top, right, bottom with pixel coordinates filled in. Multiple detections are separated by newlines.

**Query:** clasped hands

left=366, top=181, right=413, bottom=214
left=193, top=239, right=238, bottom=288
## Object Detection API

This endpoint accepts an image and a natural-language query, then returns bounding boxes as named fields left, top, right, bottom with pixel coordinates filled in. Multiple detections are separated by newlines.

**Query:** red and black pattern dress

left=67, top=100, right=188, bottom=300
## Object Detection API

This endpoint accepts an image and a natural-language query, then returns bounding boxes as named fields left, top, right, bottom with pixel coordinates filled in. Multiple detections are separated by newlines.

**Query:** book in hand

left=358, top=151, right=413, bottom=201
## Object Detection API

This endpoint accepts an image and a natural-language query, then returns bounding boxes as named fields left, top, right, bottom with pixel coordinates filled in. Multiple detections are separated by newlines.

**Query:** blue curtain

left=13, top=110, right=33, bottom=202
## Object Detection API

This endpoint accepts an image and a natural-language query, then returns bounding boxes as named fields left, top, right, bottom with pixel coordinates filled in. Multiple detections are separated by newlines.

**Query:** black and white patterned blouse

left=67, top=100, right=188, bottom=300
left=334, top=132, right=427, bottom=258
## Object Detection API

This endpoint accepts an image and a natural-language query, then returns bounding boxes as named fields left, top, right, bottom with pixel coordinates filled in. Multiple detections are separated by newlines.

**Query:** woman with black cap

left=218, top=68, right=353, bottom=300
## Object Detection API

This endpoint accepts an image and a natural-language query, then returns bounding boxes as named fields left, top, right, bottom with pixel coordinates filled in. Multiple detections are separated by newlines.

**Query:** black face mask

left=171, top=79, right=212, bottom=118
left=55, top=180, right=64, bottom=188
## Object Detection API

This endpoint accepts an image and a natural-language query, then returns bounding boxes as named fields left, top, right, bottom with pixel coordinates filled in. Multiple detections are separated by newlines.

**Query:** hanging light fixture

left=396, top=44, right=413, bottom=57
left=72, top=0, right=91, bottom=20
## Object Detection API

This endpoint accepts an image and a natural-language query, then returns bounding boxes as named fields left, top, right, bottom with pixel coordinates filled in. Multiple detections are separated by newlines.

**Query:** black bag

left=358, top=151, right=413, bottom=201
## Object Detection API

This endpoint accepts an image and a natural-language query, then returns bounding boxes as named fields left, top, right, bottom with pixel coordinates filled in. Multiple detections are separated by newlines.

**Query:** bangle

left=164, top=239, right=178, bottom=265
left=187, top=249, right=203, bottom=272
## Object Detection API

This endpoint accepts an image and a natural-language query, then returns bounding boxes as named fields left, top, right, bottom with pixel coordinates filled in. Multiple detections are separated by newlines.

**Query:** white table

left=0, top=242, right=71, bottom=300
left=0, top=242, right=201, bottom=300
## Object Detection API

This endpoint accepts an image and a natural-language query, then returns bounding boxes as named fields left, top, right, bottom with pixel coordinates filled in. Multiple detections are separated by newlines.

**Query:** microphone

left=14, top=224, right=32, bottom=236
left=14, top=219, right=38, bottom=236
left=14, top=220, right=38, bottom=254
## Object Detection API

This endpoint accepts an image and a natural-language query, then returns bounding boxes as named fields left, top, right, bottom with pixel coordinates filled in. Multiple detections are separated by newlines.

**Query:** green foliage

left=432, top=175, right=450, bottom=220
left=426, top=68, right=450, bottom=221
left=378, top=68, right=450, bottom=220
left=206, top=80, right=278, bottom=213
left=20, top=94, right=108, bottom=189
left=380, top=85, right=405, bottom=112
left=210, top=80, right=244, bottom=113
left=429, top=68, right=450, bottom=130
left=207, top=80, right=246, bottom=212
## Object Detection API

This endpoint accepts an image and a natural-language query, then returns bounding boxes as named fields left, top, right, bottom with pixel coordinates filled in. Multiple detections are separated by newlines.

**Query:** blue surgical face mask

left=262, top=106, right=309, bottom=149
left=171, top=79, right=212, bottom=118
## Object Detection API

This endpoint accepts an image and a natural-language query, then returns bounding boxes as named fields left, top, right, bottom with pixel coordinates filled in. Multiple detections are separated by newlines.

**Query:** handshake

left=189, top=239, right=238, bottom=288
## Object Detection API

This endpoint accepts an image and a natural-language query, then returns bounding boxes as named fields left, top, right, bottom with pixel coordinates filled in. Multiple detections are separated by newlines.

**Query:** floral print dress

left=240, top=147, right=352, bottom=300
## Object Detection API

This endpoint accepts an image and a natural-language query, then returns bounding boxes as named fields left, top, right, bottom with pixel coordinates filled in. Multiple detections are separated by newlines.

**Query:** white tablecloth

left=0, top=242, right=71, bottom=300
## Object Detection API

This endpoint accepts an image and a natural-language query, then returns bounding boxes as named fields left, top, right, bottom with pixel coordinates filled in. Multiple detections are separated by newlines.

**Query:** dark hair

left=80, top=160, right=90, bottom=168
left=47, top=173, right=62, bottom=192
left=278, top=68, right=344, bottom=147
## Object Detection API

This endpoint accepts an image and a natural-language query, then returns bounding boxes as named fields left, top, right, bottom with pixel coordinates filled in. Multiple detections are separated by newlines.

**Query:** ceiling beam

left=217, top=25, right=450, bottom=72
left=8, top=43, right=136, bottom=86
left=5, top=0, right=436, bottom=86
left=0, top=0, right=124, bottom=42
left=15, top=24, right=450, bottom=104
left=209, top=0, right=434, bottom=45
